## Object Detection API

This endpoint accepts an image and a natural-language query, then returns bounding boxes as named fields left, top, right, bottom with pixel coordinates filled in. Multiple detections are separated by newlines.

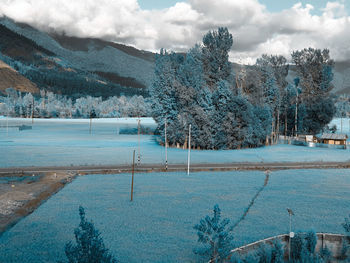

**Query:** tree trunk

left=276, top=109, right=280, bottom=144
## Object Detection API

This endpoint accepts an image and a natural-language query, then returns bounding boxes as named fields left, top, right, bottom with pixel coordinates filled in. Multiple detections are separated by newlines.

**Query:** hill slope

left=0, top=60, right=38, bottom=94
left=0, top=17, right=155, bottom=98
left=1, top=17, right=350, bottom=97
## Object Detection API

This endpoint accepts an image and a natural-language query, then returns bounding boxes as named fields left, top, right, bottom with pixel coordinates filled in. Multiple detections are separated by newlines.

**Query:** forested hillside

left=0, top=17, right=154, bottom=98
left=1, top=17, right=350, bottom=101
left=0, top=60, right=38, bottom=94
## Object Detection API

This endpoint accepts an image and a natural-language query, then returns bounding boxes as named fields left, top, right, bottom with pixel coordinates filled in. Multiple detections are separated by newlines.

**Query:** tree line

left=150, top=27, right=335, bottom=150
left=0, top=88, right=151, bottom=118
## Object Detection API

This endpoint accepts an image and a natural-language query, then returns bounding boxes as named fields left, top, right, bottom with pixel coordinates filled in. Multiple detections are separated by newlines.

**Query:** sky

left=0, top=0, right=350, bottom=63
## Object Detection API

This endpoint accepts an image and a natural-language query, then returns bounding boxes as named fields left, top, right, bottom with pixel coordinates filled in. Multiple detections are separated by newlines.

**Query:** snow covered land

left=0, top=117, right=349, bottom=168
left=0, top=169, right=349, bottom=263
left=0, top=116, right=155, bottom=124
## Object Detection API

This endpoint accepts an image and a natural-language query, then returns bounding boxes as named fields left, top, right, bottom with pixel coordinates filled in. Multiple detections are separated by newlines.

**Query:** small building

left=318, top=133, right=348, bottom=148
left=298, top=135, right=317, bottom=143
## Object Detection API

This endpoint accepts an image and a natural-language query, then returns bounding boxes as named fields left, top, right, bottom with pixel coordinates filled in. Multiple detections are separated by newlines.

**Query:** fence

left=225, top=233, right=347, bottom=261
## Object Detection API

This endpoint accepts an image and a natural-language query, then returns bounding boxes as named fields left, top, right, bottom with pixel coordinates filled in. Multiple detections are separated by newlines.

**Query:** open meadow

left=0, top=117, right=350, bottom=168
left=0, top=169, right=349, bottom=263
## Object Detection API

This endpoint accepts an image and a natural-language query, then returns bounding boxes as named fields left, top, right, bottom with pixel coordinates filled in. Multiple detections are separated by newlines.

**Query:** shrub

left=193, top=204, right=234, bottom=262
left=320, top=245, right=332, bottom=263
left=62, top=206, right=117, bottom=263
left=305, top=231, right=317, bottom=254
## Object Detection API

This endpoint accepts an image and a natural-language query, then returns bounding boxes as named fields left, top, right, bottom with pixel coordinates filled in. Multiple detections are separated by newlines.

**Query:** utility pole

left=6, top=112, right=8, bottom=137
left=137, top=118, right=141, bottom=165
left=287, top=208, right=294, bottom=261
left=31, top=95, right=34, bottom=124
left=294, top=78, right=300, bottom=137
left=187, top=124, right=191, bottom=175
left=6, top=102, right=9, bottom=137
left=131, top=150, right=135, bottom=202
left=341, top=117, right=343, bottom=134
left=165, top=119, right=168, bottom=171
left=6, top=93, right=9, bottom=136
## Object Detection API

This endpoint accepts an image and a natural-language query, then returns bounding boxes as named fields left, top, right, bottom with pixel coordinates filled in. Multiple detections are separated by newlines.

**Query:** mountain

left=0, top=59, right=38, bottom=94
left=1, top=17, right=350, bottom=98
left=0, top=17, right=155, bottom=98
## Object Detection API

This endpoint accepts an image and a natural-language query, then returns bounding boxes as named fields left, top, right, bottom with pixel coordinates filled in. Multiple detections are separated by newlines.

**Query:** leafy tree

left=193, top=204, right=234, bottom=262
left=62, top=206, right=117, bottom=263
left=256, top=54, right=289, bottom=143
left=291, top=48, right=336, bottom=134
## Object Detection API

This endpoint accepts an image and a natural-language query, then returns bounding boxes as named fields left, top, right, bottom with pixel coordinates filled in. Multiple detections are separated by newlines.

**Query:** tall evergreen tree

left=193, top=204, right=234, bottom=263
left=62, top=206, right=117, bottom=263
left=202, top=27, right=233, bottom=88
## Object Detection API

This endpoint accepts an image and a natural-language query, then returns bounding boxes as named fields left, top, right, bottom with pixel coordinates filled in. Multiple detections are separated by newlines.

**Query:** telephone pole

left=131, top=150, right=135, bottom=202
left=31, top=95, right=34, bottom=124
left=287, top=208, right=294, bottom=261
left=137, top=118, right=141, bottom=165
left=294, top=78, right=300, bottom=137
left=187, top=124, right=191, bottom=175
left=341, top=117, right=343, bottom=133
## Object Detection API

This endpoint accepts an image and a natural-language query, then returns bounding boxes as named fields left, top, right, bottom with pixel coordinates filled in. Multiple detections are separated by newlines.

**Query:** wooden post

left=6, top=94, right=9, bottom=136
left=187, top=124, right=191, bottom=175
left=137, top=118, right=141, bottom=165
left=6, top=114, right=8, bottom=137
left=131, top=150, right=135, bottom=202
left=295, top=92, right=298, bottom=137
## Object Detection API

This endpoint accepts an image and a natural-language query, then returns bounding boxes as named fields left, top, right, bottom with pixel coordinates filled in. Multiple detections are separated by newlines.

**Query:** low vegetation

left=0, top=88, right=151, bottom=118
left=60, top=206, right=117, bottom=263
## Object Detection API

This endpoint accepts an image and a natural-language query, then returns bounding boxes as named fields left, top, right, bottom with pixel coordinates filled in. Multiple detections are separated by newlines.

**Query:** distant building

left=317, top=133, right=348, bottom=148
left=298, top=135, right=317, bottom=143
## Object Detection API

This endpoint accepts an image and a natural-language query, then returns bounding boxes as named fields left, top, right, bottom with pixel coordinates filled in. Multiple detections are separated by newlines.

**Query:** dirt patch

left=0, top=172, right=77, bottom=235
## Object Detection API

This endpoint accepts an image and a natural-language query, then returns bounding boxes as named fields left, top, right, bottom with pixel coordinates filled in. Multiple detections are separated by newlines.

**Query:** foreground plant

left=61, top=206, right=117, bottom=263
left=193, top=204, right=234, bottom=262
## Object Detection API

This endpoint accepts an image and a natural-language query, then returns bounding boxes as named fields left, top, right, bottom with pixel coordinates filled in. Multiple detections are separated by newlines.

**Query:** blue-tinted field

left=1, top=118, right=349, bottom=168
left=0, top=169, right=349, bottom=263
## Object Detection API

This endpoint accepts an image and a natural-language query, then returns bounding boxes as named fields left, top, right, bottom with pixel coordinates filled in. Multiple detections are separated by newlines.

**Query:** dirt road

left=1, top=161, right=350, bottom=175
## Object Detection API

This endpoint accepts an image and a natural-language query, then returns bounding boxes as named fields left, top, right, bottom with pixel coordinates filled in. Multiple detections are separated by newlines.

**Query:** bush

left=305, top=231, right=317, bottom=254
left=193, top=204, right=234, bottom=262
left=61, top=206, right=117, bottom=263
left=320, top=246, right=332, bottom=263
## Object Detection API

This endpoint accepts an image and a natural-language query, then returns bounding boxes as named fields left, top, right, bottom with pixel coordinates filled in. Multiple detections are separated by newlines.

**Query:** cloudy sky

left=0, top=0, right=349, bottom=63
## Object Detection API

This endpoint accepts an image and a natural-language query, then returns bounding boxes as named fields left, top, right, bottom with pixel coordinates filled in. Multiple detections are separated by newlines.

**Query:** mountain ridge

left=0, top=17, right=350, bottom=97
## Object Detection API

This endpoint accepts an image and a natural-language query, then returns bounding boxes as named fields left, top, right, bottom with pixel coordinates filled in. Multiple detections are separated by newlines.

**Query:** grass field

left=1, top=117, right=350, bottom=168
left=0, top=169, right=349, bottom=263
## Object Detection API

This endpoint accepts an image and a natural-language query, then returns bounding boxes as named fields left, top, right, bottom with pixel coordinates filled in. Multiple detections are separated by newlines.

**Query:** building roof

left=320, top=133, right=348, bottom=140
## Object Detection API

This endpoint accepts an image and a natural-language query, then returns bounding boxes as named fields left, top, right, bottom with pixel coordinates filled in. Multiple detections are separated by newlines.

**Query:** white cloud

left=0, top=0, right=350, bottom=63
